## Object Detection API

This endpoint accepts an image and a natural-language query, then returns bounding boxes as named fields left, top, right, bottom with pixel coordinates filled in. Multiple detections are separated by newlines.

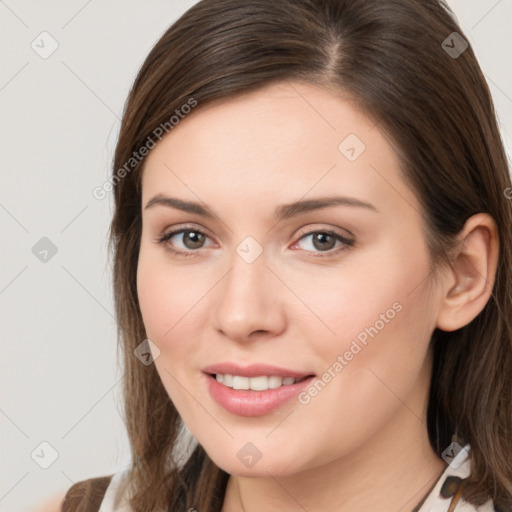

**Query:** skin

left=33, top=493, right=65, bottom=512
left=136, top=81, right=498, bottom=512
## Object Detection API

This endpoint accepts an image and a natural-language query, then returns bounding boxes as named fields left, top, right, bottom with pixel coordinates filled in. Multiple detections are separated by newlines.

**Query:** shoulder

left=60, top=474, right=114, bottom=512
left=32, top=490, right=67, bottom=512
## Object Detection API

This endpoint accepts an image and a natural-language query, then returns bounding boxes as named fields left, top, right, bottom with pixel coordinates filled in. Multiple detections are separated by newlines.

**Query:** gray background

left=1, top=1, right=511, bottom=510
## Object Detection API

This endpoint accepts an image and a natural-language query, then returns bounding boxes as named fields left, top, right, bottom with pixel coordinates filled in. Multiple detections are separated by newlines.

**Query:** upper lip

left=202, top=362, right=315, bottom=379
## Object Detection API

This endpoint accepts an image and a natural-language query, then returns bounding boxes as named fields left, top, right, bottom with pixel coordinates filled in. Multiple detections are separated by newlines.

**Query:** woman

left=55, top=0, right=512, bottom=510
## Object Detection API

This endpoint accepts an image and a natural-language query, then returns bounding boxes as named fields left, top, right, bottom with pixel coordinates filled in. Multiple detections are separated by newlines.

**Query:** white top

left=100, top=444, right=495, bottom=511
left=416, top=445, right=495, bottom=512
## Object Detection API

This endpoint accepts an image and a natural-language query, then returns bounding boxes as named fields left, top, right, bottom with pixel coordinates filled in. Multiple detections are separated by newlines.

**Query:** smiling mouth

left=208, top=373, right=314, bottom=391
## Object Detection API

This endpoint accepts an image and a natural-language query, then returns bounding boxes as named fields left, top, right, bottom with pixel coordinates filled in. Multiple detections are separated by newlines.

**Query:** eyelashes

left=155, top=226, right=355, bottom=258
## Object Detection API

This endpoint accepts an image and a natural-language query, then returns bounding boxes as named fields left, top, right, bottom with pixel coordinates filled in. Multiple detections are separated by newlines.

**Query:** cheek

left=289, top=239, right=436, bottom=449
left=136, top=245, right=208, bottom=343
left=297, top=288, right=433, bottom=465
left=286, top=234, right=432, bottom=353
left=136, top=249, right=209, bottom=420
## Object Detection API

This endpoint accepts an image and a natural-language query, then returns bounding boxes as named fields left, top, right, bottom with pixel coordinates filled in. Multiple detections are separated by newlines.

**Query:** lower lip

left=204, top=373, right=316, bottom=417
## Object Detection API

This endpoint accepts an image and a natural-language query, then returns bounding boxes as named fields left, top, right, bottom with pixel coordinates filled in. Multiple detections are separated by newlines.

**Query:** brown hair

left=108, top=0, right=512, bottom=510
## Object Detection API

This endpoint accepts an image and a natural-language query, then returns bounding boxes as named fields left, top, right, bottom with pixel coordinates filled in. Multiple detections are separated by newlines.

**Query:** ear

left=436, top=213, right=499, bottom=332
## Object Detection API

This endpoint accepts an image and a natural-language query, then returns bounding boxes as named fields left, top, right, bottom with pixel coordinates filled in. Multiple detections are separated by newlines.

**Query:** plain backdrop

left=1, top=1, right=511, bottom=510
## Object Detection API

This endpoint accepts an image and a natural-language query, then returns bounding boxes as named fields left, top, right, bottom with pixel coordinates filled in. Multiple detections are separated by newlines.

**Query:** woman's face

left=137, top=81, right=445, bottom=476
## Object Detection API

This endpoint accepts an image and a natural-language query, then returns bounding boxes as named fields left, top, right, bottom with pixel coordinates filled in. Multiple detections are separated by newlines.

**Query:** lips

left=202, top=362, right=316, bottom=416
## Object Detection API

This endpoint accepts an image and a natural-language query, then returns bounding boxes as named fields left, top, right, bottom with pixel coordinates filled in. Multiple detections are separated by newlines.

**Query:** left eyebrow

left=143, top=194, right=378, bottom=221
left=274, top=196, right=378, bottom=221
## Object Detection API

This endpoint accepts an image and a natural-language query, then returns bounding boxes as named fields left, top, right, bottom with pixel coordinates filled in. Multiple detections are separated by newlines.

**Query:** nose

left=212, top=245, right=286, bottom=344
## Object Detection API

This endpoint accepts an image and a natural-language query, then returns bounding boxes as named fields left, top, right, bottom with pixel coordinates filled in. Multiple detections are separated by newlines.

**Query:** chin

left=204, top=443, right=307, bottom=478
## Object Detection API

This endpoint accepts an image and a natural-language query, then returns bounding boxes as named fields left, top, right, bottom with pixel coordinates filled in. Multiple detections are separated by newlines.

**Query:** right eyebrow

left=144, top=195, right=216, bottom=218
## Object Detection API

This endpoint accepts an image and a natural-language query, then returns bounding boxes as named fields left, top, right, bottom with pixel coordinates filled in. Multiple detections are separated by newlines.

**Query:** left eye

left=293, top=231, right=353, bottom=254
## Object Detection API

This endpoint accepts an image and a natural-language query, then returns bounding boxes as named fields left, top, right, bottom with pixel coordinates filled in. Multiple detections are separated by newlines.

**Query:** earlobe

left=436, top=213, right=499, bottom=332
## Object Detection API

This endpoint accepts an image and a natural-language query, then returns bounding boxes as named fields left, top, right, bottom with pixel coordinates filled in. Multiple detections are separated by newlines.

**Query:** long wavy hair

left=107, top=0, right=512, bottom=510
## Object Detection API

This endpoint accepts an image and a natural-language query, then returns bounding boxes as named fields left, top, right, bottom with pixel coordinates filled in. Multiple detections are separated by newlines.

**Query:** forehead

left=141, top=81, right=418, bottom=219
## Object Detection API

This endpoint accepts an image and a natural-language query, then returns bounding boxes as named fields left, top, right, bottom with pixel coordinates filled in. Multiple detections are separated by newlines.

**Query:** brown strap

left=447, top=486, right=464, bottom=512
left=440, top=475, right=465, bottom=512
left=61, top=475, right=113, bottom=512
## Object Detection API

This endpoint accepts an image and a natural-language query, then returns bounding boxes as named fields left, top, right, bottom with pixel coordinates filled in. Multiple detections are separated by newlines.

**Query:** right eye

left=156, top=227, right=215, bottom=256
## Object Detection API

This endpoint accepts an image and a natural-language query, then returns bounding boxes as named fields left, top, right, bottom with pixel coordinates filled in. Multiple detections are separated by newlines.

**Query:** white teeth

left=232, top=376, right=250, bottom=390
left=214, top=373, right=306, bottom=391
left=249, top=376, right=268, bottom=391
left=222, top=374, right=233, bottom=387
left=268, top=376, right=283, bottom=389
